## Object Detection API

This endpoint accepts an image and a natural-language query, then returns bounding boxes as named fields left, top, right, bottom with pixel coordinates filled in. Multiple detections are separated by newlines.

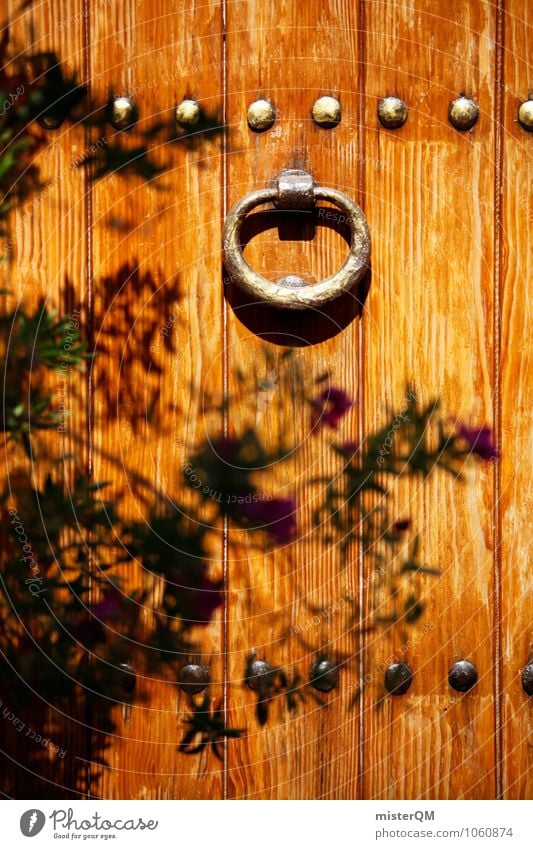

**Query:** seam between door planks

left=222, top=0, right=229, bottom=802
left=357, top=0, right=367, bottom=801
left=492, top=0, right=504, bottom=802
left=83, top=0, right=95, bottom=799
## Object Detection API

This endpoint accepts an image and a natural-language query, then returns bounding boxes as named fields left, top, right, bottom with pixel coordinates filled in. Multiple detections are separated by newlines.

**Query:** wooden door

left=0, top=0, right=531, bottom=800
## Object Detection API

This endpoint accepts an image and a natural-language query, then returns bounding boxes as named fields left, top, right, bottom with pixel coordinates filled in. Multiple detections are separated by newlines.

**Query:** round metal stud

left=247, top=98, right=276, bottom=132
left=384, top=662, right=413, bottom=696
left=245, top=658, right=273, bottom=691
left=448, top=96, right=479, bottom=131
left=517, top=100, right=533, bottom=132
left=175, top=98, right=201, bottom=128
left=177, top=663, right=210, bottom=695
left=448, top=660, right=478, bottom=692
left=521, top=661, right=533, bottom=696
left=377, top=96, right=408, bottom=129
left=312, top=96, right=341, bottom=128
left=109, top=96, right=138, bottom=130
left=117, top=662, right=137, bottom=694
left=309, top=658, right=339, bottom=693
left=37, top=113, right=64, bottom=130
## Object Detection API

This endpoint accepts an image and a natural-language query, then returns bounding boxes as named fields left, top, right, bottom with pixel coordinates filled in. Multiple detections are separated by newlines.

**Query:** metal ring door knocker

left=222, top=169, right=370, bottom=310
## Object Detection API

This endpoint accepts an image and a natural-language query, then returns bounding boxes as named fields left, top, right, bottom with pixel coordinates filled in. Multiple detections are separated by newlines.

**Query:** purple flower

left=456, top=424, right=499, bottom=461
left=240, top=497, right=297, bottom=544
left=72, top=589, right=124, bottom=647
left=310, top=387, right=354, bottom=430
left=180, top=575, right=224, bottom=624
left=92, top=588, right=123, bottom=620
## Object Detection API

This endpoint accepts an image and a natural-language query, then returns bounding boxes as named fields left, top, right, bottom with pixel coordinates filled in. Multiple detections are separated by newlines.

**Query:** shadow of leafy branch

left=0, top=34, right=226, bottom=243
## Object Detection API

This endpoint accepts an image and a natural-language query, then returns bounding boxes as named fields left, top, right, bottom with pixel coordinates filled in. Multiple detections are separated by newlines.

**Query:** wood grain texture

left=88, top=0, right=224, bottom=799
left=224, top=0, right=364, bottom=799
left=1, top=0, right=531, bottom=801
left=0, top=0, right=89, bottom=798
left=361, top=0, right=498, bottom=799
left=500, top=0, right=533, bottom=801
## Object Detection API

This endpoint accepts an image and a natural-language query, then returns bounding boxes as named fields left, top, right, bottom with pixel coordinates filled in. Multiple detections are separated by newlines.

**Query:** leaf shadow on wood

left=1, top=271, right=450, bottom=798
left=0, top=663, right=104, bottom=799
left=0, top=263, right=185, bottom=799
left=92, top=261, right=183, bottom=437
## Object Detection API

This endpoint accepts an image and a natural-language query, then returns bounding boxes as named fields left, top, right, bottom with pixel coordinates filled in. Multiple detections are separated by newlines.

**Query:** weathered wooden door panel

left=1, top=0, right=90, bottom=798
left=500, top=0, right=533, bottom=801
left=1, top=0, right=531, bottom=801
left=89, top=0, right=224, bottom=800
left=361, top=0, right=497, bottom=800
left=224, top=0, right=365, bottom=801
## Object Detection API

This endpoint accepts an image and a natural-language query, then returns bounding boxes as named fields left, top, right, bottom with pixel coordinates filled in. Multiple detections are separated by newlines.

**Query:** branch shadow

left=91, top=261, right=183, bottom=436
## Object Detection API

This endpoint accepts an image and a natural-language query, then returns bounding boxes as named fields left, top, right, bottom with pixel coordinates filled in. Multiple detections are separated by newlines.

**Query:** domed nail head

left=384, top=662, right=413, bottom=696
left=521, top=661, right=533, bottom=695
left=377, top=96, right=408, bottom=129
left=518, top=100, right=533, bottom=132
left=109, top=96, right=138, bottom=130
left=448, top=96, right=479, bottom=131
left=247, top=98, right=276, bottom=132
left=245, top=658, right=273, bottom=691
left=38, top=113, right=64, bottom=130
left=309, top=658, right=339, bottom=692
left=312, top=96, right=341, bottom=128
left=177, top=663, right=210, bottom=695
left=175, top=98, right=201, bottom=128
left=448, top=660, right=478, bottom=692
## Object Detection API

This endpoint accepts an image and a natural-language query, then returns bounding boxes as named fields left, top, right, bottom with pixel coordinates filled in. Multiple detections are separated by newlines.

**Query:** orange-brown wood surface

left=224, top=0, right=364, bottom=800
left=500, top=0, right=532, bottom=800
left=1, top=0, right=531, bottom=800
left=1, top=0, right=89, bottom=798
left=88, top=0, right=224, bottom=800
left=361, top=0, right=497, bottom=799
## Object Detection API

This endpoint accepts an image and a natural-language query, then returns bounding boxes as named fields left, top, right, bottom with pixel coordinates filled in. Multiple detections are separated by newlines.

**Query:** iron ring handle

left=222, top=170, right=371, bottom=311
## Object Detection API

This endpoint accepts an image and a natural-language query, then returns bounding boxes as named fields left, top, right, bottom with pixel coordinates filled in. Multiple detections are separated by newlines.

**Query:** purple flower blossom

left=240, top=497, right=297, bottom=544
left=72, top=589, right=124, bottom=647
left=180, top=575, right=224, bottom=624
left=310, top=387, right=354, bottom=430
left=456, top=424, right=499, bottom=461
left=92, top=588, right=123, bottom=620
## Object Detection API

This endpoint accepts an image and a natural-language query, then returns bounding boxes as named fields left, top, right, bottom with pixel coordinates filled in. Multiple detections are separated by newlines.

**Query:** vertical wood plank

left=500, top=0, right=533, bottom=800
left=0, top=0, right=89, bottom=797
left=89, top=0, right=224, bottom=799
left=361, top=0, right=497, bottom=799
left=0, top=0, right=528, bottom=803
left=225, top=1, right=363, bottom=799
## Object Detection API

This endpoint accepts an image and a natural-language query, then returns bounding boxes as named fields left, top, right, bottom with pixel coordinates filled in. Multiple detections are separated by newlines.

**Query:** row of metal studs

left=115, top=658, right=533, bottom=699
left=100, top=95, right=533, bottom=133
